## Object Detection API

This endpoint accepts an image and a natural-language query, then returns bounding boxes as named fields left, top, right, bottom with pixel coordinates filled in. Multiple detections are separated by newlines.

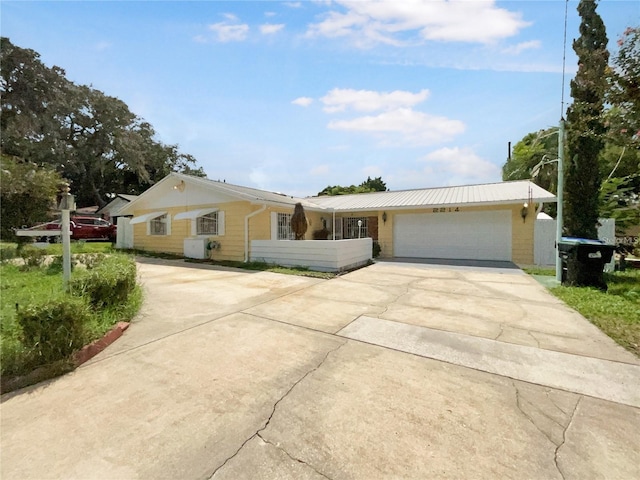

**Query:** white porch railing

left=250, top=238, right=372, bottom=272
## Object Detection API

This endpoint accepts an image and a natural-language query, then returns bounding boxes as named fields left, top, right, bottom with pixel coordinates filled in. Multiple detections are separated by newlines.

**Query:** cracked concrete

left=1, top=258, right=638, bottom=479
left=210, top=341, right=345, bottom=479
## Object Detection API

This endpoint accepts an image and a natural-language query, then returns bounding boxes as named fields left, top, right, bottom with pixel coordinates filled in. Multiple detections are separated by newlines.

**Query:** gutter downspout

left=245, top=205, right=267, bottom=262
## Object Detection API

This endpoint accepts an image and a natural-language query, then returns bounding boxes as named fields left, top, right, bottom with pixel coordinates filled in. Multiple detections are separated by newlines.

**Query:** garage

left=393, top=210, right=512, bottom=261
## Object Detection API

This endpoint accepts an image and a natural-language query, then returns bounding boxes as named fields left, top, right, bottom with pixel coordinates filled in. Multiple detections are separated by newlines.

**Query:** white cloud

left=306, top=0, right=530, bottom=48
left=249, top=168, right=271, bottom=190
left=327, top=144, right=351, bottom=151
left=321, top=88, right=430, bottom=113
left=264, top=12, right=277, bottom=17
left=292, top=97, right=314, bottom=107
left=502, top=40, right=541, bottom=55
left=284, top=2, right=302, bottom=8
left=422, top=147, right=500, bottom=183
left=260, top=23, right=285, bottom=35
left=311, top=164, right=330, bottom=175
left=94, top=41, right=111, bottom=51
left=208, top=21, right=249, bottom=42
left=328, top=108, right=465, bottom=146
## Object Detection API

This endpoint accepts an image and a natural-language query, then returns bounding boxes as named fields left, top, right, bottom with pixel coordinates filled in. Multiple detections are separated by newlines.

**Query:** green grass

left=549, top=269, right=640, bottom=356
left=1, top=241, right=113, bottom=261
left=45, top=241, right=115, bottom=255
left=522, top=266, right=556, bottom=276
left=186, top=258, right=337, bottom=279
left=0, top=255, right=142, bottom=379
left=208, top=260, right=337, bottom=279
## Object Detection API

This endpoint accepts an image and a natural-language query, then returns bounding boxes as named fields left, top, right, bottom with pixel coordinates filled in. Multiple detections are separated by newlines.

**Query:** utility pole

left=556, top=119, right=565, bottom=282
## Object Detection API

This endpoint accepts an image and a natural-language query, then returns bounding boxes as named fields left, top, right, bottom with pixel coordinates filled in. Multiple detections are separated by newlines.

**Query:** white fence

left=116, top=217, right=134, bottom=249
left=534, top=217, right=615, bottom=271
left=250, top=238, right=372, bottom=272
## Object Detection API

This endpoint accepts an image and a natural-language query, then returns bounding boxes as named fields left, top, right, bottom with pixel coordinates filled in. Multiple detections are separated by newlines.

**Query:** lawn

left=0, top=240, right=114, bottom=260
left=524, top=267, right=640, bottom=356
left=0, top=253, right=142, bottom=379
left=185, top=258, right=337, bottom=279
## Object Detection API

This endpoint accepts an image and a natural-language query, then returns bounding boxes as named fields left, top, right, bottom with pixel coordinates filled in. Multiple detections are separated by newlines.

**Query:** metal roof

left=305, top=180, right=556, bottom=212
left=171, top=173, right=327, bottom=211
left=122, top=174, right=556, bottom=215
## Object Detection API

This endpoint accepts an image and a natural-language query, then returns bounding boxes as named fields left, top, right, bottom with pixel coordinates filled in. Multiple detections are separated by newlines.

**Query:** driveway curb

left=73, top=322, right=130, bottom=366
left=1, top=322, right=129, bottom=395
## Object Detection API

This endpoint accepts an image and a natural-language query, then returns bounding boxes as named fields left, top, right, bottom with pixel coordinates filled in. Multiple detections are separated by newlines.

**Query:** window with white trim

left=149, top=214, right=168, bottom=236
left=197, top=212, right=218, bottom=235
left=277, top=213, right=294, bottom=240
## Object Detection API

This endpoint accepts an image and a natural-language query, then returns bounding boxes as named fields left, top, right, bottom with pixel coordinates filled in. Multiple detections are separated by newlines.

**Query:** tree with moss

left=564, top=0, right=609, bottom=239
left=0, top=154, right=62, bottom=240
left=0, top=37, right=205, bottom=208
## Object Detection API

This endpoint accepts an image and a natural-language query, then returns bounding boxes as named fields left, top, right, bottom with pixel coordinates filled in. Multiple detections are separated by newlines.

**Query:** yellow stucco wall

left=133, top=201, right=258, bottom=262
left=132, top=201, right=536, bottom=265
left=131, top=202, right=322, bottom=262
left=510, top=204, right=536, bottom=265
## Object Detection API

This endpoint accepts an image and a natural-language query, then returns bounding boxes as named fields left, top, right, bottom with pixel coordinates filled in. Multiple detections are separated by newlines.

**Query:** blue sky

left=2, top=1, right=638, bottom=197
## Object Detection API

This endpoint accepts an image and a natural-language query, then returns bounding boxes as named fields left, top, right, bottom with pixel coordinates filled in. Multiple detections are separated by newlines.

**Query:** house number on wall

left=433, top=207, right=460, bottom=213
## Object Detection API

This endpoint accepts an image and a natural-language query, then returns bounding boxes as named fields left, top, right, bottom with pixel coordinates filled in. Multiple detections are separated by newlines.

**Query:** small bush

left=70, top=255, right=137, bottom=307
left=17, top=296, right=92, bottom=366
left=312, top=228, right=331, bottom=240
left=45, top=254, right=83, bottom=275
left=19, top=246, right=48, bottom=269
left=0, top=244, right=18, bottom=262
left=78, top=252, right=107, bottom=269
left=372, top=241, right=382, bottom=258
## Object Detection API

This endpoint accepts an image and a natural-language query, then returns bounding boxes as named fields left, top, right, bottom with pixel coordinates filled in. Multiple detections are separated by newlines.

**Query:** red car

left=43, top=216, right=117, bottom=242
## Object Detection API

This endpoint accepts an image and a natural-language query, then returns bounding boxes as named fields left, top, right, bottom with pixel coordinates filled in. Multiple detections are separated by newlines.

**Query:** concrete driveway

left=2, top=258, right=639, bottom=479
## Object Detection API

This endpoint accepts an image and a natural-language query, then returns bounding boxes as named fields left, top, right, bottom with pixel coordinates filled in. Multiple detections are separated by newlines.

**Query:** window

left=277, top=213, right=294, bottom=240
left=197, top=212, right=218, bottom=235
left=150, top=214, right=168, bottom=235
left=344, top=217, right=369, bottom=239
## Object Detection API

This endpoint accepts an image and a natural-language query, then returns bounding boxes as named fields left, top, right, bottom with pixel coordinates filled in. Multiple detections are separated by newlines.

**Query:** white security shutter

left=217, top=211, right=225, bottom=236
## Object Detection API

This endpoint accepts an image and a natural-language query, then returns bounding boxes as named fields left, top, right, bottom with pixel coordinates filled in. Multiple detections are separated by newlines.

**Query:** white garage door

left=394, top=210, right=512, bottom=261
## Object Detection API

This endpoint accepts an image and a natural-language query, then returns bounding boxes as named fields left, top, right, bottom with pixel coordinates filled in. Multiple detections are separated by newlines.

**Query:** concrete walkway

left=1, top=258, right=639, bottom=479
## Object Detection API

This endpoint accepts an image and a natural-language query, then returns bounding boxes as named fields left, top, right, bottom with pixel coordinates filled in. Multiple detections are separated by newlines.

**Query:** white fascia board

left=324, top=198, right=558, bottom=214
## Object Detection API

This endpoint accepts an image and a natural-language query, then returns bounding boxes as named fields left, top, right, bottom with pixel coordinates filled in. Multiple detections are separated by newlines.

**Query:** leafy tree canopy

left=0, top=37, right=205, bottom=209
left=607, top=26, right=640, bottom=149
left=318, top=176, right=388, bottom=196
left=564, top=0, right=610, bottom=239
left=0, top=154, right=63, bottom=240
left=502, top=13, right=639, bottom=234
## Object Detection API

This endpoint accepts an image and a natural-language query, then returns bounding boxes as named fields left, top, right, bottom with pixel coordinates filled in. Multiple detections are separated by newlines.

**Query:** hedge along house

left=116, top=173, right=556, bottom=269
left=115, top=173, right=373, bottom=272
left=310, top=180, right=557, bottom=264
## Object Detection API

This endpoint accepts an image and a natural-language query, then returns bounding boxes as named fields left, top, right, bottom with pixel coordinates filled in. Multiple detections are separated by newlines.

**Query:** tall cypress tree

left=564, top=0, right=609, bottom=238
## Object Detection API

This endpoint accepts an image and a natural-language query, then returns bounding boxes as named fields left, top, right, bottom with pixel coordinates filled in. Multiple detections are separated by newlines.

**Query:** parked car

left=43, top=216, right=117, bottom=242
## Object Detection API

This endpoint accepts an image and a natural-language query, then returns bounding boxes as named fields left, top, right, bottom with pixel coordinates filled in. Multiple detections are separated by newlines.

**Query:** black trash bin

left=557, top=237, right=615, bottom=290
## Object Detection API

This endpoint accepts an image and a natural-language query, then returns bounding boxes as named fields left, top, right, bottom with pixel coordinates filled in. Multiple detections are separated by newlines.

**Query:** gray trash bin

left=558, top=237, right=615, bottom=290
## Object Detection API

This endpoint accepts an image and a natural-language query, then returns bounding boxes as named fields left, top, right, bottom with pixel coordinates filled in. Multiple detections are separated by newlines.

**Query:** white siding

left=250, top=238, right=372, bottom=272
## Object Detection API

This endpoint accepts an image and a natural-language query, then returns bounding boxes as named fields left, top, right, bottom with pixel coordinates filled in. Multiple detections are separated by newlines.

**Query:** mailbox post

left=58, top=184, right=75, bottom=290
